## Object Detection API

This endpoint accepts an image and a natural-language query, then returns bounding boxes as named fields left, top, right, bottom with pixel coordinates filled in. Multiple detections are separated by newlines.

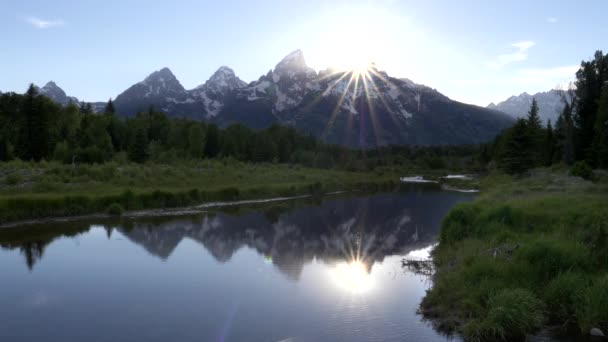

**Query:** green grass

left=0, top=159, right=416, bottom=224
left=423, top=168, right=608, bottom=340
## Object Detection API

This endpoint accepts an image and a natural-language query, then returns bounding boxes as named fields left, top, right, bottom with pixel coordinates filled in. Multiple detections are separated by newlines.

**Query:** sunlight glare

left=330, top=260, right=375, bottom=294
left=317, top=8, right=385, bottom=75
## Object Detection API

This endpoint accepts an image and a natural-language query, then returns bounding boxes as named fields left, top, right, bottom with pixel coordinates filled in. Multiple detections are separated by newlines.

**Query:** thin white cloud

left=511, top=65, right=579, bottom=88
left=547, top=17, right=558, bottom=24
left=487, top=41, right=535, bottom=69
left=23, top=16, right=65, bottom=29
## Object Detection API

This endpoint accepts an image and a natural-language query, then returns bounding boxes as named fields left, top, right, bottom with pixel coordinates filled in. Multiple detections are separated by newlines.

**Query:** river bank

left=421, top=168, right=608, bottom=341
left=0, top=161, right=388, bottom=224
left=0, top=159, right=472, bottom=224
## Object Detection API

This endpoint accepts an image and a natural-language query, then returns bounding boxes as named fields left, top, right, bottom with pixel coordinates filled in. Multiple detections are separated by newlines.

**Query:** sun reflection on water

left=329, top=259, right=375, bottom=294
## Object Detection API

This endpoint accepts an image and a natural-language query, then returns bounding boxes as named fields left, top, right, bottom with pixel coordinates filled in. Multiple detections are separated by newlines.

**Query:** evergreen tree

left=525, top=98, right=543, bottom=165
left=80, top=102, right=93, bottom=115
left=594, top=86, right=608, bottom=167
left=16, top=85, right=37, bottom=159
left=526, top=98, right=542, bottom=129
left=574, top=50, right=608, bottom=163
left=252, top=134, right=278, bottom=162
left=104, top=98, right=115, bottom=115
left=187, top=124, right=204, bottom=158
left=554, top=113, right=565, bottom=163
left=204, top=124, right=220, bottom=158
left=0, top=138, right=9, bottom=161
left=544, top=119, right=555, bottom=166
left=59, top=103, right=82, bottom=146
left=148, top=110, right=170, bottom=144
left=561, top=102, right=576, bottom=165
left=499, top=119, right=533, bottom=174
left=129, top=126, right=149, bottom=163
left=19, top=84, right=51, bottom=161
left=479, top=144, right=492, bottom=165
left=108, top=115, right=127, bottom=151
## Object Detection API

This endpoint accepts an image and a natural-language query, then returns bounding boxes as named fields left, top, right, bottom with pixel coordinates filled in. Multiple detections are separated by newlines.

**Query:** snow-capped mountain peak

left=197, top=66, right=246, bottom=91
left=188, top=66, right=247, bottom=118
left=488, top=89, right=565, bottom=124
left=274, top=49, right=315, bottom=76
left=49, top=48, right=514, bottom=146
left=139, top=67, right=184, bottom=93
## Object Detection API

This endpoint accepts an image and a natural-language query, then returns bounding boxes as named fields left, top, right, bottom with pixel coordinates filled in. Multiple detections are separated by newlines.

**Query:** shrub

left=569, top=161, right=594, bottom=181
left=106, top=203, right=124, bottom=216
left=440, top=203, right=479, bottom=243
left=32, top=180, right=59, bottom=193
left=5, top=173, right=21, bottom=186
left=544, top=272, right=586, bottom=323
left=52, top=141, right=71, bottom=163
left=464, top=288, right=544, bottom=341
left=425, top=156, right=447, bottom=170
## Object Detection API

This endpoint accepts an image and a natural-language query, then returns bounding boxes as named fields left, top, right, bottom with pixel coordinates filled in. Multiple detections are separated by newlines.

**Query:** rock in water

left=590, top=327, right=605, bottom=337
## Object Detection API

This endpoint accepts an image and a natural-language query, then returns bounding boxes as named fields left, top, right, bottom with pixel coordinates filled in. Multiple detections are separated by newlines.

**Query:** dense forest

left=0, top=87, right=478, bottom=171
left=485, top=50, right=608, bottom=176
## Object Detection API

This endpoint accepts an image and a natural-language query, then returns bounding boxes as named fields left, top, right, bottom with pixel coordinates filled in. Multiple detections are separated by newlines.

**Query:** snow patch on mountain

left=188, top=66, right=247, bottom=117
left=488, top=89, right=565, bottom=124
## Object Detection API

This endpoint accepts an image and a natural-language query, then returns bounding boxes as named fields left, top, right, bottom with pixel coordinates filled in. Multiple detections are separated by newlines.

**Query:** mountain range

left=31, top=50, right=514, bottom=147
left=487, top=89, right=565, bottom=124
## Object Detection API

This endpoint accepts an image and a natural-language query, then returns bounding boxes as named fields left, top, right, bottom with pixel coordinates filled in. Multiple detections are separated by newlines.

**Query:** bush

left=52, top=141, right=71, bottom=163
left=439, top=203, right=479, bottom=243
left=5, top=173, right=21, bottom=186
left=425, top=156, right=447, bottom=170
left=464, top=288, right=544, bottom=341
left=32, top=180, right=59, bottom=193
left=569, top=161, right=594, bottom=181
left=544, top=272, right=586, bottom=323
left=106, top=203, right=124, bottom=216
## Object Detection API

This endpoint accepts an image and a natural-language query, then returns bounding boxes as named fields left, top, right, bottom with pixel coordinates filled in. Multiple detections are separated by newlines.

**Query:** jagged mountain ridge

left=118, top=191, right=470, bottom=279
left=488, top=89, right=565, bottom=124
left=35, top=81, right=80, bottom=106
left=28, top=49, right=514, bottom=147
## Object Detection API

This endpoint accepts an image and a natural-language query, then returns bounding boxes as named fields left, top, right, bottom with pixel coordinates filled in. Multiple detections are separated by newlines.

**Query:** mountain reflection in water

left=0, top=190, right=474, bottom=342
left=1, top=190, right=472, bottom=278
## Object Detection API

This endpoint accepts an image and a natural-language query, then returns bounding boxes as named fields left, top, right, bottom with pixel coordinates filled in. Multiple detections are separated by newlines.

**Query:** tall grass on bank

left=0, top=159, right=410, bottom=224
left=422, top=169, right=608, bottom=341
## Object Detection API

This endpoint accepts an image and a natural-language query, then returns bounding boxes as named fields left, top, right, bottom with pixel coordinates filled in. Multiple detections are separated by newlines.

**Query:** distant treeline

left=482, top=50, right=608, bottom=174
left=0, top=88, right=478, bottom=170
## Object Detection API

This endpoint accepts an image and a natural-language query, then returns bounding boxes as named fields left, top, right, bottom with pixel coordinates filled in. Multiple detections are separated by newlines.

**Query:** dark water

left=0, top=189, right=473, bottom=342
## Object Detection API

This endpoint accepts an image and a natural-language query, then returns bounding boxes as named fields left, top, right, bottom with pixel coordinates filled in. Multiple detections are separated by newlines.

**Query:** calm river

left=0, top=187, right=473, bottom=341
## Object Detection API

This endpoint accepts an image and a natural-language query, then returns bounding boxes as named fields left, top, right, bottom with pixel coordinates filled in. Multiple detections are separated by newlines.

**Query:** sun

left=312, top=5, right=393, bottom=76
left=322, top=29, right=377, bottom=76
left=339, top=57, right=374, bottom=77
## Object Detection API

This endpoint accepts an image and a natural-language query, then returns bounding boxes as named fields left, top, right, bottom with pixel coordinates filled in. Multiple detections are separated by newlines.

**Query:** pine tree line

left=0, top=85, right=479, bottom=170
left=485, top=50, right=608, bottom=174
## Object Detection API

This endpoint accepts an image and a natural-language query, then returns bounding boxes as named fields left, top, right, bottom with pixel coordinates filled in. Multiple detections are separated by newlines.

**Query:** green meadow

left=422, top=168, right=608, bottom=341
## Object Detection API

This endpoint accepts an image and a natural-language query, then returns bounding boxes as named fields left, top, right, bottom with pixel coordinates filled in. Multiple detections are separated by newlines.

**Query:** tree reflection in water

left=0, top=189, right=474, bottom=276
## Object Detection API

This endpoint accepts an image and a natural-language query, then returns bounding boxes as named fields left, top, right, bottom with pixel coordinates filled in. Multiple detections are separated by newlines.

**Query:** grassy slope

left=422, top=168, right=608, bottom=341
left=0, top=160, right=419, bottom=223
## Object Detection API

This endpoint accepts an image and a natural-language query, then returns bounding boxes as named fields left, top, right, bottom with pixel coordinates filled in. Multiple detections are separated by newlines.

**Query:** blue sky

left=1, top=0, right=607, bottom=106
